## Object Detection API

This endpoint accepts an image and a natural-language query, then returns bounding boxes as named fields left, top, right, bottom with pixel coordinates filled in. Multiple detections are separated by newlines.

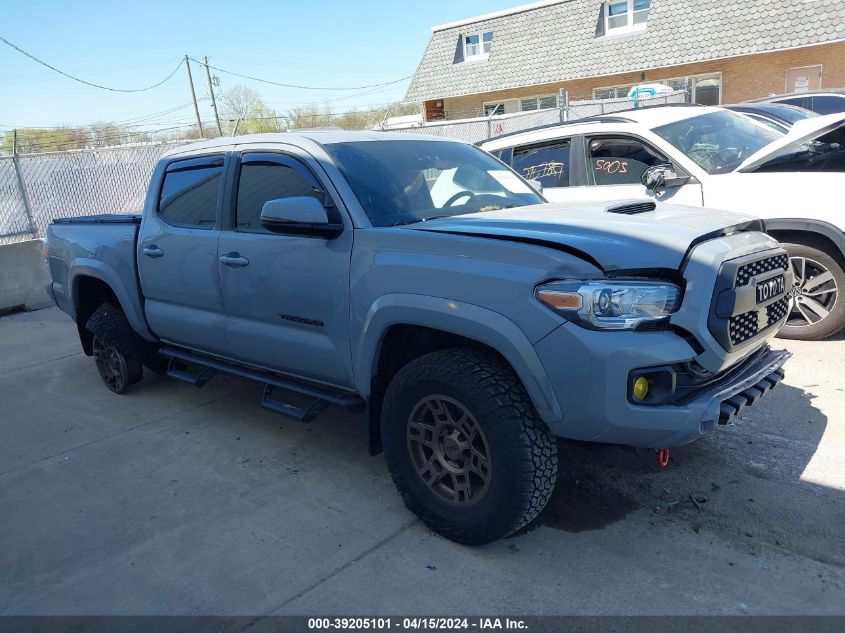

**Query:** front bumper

left=534, top=322, right=790, bottom=448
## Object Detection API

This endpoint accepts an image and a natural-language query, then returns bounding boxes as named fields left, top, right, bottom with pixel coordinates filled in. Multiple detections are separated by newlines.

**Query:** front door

left=578, top=135, right=704, bottom=206
left=138, top=154, right=227, bottom=354
left=216, top=151, right=354, bottom=388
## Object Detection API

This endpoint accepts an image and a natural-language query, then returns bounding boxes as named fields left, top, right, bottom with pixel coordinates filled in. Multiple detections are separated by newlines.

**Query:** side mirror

left=641, top=164, right=691, bottom=192
left=527, top=179, right=543, bottom=194
left=260, top=197, right=342, bottom=239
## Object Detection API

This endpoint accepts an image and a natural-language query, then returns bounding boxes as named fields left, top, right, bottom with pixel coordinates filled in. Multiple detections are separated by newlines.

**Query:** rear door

left=216, top=149, right=354, bottom=387
left=138, top=154, right=228, bottom=353
left=509, top=136, right=584, bottom=202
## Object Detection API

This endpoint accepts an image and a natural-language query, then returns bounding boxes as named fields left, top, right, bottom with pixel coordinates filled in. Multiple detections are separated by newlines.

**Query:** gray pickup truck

left=46, top=131, right=792, bottom=544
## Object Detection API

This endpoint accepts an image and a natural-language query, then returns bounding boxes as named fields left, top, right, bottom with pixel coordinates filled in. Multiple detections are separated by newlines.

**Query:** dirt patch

left=539, top=470, right=641, bottom=533
left=513, top=466, right=640, bottom=536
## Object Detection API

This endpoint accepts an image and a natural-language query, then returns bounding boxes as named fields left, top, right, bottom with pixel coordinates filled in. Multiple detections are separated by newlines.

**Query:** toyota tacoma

left=45, top=132, right=792, bottom=544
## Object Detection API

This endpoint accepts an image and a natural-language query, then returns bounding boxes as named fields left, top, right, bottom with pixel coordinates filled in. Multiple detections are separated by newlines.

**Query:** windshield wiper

left=391, top=205, right=521, bottom=227
left=392, top=215, right=452, bottom=227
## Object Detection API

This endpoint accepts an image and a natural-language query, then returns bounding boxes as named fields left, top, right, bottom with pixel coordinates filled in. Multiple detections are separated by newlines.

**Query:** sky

left=0, top=0, right=521, bottom=131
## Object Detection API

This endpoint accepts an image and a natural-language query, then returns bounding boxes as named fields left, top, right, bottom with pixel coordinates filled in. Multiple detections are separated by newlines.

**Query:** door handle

left=219, top=252, right=249, bottom=268
left=142, top=245, right=164, bottom=258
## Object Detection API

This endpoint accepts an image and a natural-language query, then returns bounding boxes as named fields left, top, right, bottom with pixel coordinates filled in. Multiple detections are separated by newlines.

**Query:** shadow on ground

left=518, top=381, right=842, bottom=567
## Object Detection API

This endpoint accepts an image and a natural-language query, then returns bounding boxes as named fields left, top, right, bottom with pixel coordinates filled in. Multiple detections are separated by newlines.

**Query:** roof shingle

left=404, top=0, right=845, bottom=102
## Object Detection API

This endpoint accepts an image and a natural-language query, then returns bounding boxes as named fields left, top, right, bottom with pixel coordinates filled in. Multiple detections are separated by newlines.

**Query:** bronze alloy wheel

left=788, top=255, right=838, bottom=328
left=92, top=335, right=130, bottom=394
left=406, top=395, right=492, bottom=507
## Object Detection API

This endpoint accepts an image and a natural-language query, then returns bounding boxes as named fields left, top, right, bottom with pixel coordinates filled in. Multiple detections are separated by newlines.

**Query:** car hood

left=410, top=200, right=763, bottom=271
left=736, top=111, right=845, bottom=172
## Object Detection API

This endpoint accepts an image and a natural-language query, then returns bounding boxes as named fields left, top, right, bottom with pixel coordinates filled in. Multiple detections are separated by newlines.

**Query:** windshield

left=653, top=110, right=782, bottom=174
left=324, top=139, right=544, bottom=227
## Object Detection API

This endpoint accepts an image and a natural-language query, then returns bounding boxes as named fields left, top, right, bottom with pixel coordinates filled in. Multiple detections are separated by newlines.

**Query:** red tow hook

left=656, top=448, right=670, bottom=469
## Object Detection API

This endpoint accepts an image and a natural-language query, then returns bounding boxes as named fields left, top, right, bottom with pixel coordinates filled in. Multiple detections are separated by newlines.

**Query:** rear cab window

left=158, top=156, right=224, bottom=228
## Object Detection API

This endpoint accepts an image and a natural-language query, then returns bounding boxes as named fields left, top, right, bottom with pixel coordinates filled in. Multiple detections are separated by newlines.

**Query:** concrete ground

left=0, top=307, right=843, bottom=615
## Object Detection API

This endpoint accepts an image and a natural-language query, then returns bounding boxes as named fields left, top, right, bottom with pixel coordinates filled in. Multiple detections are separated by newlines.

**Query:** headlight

left=536, top=280, right=681, bottom=330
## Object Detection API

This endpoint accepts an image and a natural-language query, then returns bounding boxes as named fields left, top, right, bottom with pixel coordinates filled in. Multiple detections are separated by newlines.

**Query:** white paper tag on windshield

left=489, top=170, right=533, bottom=194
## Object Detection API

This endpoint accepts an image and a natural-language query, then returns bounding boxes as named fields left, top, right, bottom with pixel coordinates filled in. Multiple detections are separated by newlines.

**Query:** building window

left=484, top=102, right=505, bottom=116
left=593, top=86, right=634, bottom=100
left=605, top=0, right=650, bottom=33
left=464, top=31, right=493, bottom=60
left=520, top=95, right=559, bottom=111
left=593, top=73, right=722, bottom=106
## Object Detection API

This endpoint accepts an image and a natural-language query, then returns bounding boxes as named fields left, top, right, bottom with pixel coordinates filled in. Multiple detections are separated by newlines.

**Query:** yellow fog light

left=632, top=376, right=650, bottom=401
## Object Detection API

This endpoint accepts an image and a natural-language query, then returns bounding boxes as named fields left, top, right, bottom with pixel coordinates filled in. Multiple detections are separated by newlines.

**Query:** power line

left=192, top=57, right=411, bottom=91
left=0, top=35, right=184, bottom=92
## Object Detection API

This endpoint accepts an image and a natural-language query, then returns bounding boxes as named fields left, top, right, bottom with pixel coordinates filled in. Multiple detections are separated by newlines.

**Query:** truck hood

left=736, top=111, right=845, bottom=173
left=411, top=200, right=762, bottom=271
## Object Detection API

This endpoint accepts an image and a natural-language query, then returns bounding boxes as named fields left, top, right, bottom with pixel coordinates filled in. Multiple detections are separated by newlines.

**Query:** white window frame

left=519, top=94, right=559, bottom=111
left=604, top=0, right=650, bottom=34
left=483, top=102, right=505, bottom=116
left=592, top=84, right=637, bottom=100
left=463, top=31, right=493, bottom=61
left=690, top=73, right=722, bottom=106
left=592, top=72, right=723, bottom=106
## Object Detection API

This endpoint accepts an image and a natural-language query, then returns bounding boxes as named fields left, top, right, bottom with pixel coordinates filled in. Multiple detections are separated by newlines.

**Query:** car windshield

left=324, top=139, right=544, bottom=227
left=652, top=110, right=782, bottom=174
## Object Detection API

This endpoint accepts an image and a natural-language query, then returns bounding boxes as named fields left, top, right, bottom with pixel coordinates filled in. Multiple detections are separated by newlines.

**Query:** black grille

left=729, top=310, right=759, bottom=345
left=709, top=248, right=790, bottom=352
left=735, top=254, right=789, bottom=287
left=767, top=296, right=790, bottom=325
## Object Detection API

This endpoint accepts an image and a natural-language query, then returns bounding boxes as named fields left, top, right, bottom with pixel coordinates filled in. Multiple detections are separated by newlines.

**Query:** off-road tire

left=778, top=242, right=845, bottom=341
left=381, top=347, right=558, bottom=544
left=85, top=303, right=144, bottom=390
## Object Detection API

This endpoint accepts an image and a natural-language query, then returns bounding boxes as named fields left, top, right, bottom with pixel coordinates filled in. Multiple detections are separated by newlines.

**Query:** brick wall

left=435, top=41, right=845, bottom=119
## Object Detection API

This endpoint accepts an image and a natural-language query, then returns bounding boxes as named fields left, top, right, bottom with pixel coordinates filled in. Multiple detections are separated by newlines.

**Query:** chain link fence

left=0, top=142, right=185, bottom=245
left=386, top=90, right=687, bottom=144
left=0, top=91, right=687, bottom=244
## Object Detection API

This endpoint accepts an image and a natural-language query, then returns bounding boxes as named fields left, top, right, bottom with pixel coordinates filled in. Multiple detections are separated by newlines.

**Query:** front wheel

left=778, top=242, right=845, bottom=341
left=381, top=347, right=558, bottom=544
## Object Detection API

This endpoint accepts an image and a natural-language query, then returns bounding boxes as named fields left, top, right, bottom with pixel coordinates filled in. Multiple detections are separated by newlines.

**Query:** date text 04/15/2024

left=307, top=617, right=528, bottom=630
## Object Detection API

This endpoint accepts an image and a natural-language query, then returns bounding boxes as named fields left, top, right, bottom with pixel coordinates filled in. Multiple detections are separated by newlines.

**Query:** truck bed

left=46, top=215, right=145, bottom=334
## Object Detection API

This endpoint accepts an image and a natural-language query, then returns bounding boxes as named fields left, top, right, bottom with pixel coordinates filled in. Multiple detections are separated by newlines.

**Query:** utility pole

left=184, top=55, right=204, bottom=138
left=203, top=56, right=223, bottom=136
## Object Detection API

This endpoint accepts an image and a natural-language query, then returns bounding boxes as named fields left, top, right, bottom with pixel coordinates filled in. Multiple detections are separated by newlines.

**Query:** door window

left=235, top=158, right=324, bottom=232
left=158, top=160, right=223, bottom=228
left=586, top=136, right=667, bottom=186
left=511, top=140, right=571, bottom=188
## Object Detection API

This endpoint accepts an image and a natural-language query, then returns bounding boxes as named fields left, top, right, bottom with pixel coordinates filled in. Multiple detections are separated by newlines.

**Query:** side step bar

left=160, top=347, right=365, bottom=422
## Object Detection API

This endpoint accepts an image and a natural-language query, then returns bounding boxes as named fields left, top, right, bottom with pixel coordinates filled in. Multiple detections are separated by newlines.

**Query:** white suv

left=481, top=105, right=845, bottom=340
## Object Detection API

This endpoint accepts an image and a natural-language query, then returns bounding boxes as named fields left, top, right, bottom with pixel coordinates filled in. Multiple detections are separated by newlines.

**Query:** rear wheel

left=86, top=303, right=145, bottom=393
left=381, top=347, right=558, bottom=544
left=92, top=335, right=142, bottom=394
left=778, top=242, right=845, bottom=341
